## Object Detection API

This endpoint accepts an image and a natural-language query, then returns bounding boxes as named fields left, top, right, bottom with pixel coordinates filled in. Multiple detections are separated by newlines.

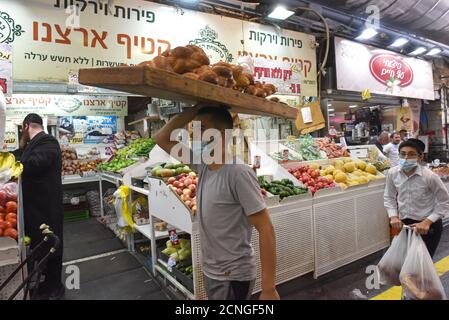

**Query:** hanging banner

left=408, top=98, right=422, bottom=137
left=0, top=0, right=317, bottom=97
left=5, top=94, right=127, bottom=116
left=335, top=37, right=435, bottom=100
left=397, top=106, right=413, bottom=132
left=0, top=43, right=12, bottom=97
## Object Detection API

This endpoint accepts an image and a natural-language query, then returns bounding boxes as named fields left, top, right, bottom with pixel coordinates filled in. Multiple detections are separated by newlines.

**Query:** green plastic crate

left=64, top=209, right=90, bottom=222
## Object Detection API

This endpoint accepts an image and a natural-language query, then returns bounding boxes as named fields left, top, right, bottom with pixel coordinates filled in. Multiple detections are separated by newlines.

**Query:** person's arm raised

left=154, top=105, right=201, bottom=164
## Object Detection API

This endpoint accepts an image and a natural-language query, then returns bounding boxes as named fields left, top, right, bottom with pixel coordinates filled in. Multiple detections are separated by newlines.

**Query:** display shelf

left=78, top=66, right=298, bottom=119
left=134, top=224, right=171, bottom=240
left=128, top=185, right=149, bottom=196
left=62, top=175, right=100, bottom=185
left=100, top=172, right=123, bottom=185
left=155, top=264, right=195, bottom=299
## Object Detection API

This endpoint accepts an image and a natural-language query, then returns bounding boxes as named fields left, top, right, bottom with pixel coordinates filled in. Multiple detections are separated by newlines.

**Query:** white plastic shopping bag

left=376, top=228, right=409, bottom=286
left=399, top=232, right=446, bottom=300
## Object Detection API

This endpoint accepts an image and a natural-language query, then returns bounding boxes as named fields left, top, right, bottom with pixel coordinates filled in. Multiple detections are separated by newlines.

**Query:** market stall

left=0, top=153, right=25, bottom=300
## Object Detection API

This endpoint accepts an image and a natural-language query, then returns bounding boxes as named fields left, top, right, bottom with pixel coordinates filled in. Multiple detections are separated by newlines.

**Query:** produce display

left=368, top=147, right=390, bottom=172
left=432, top=166, right=449, bottom=181
left=61, top=146, right=78, bottom=161
left=258, top=177, right=308, bottom=199
left=0, top=153, right=23, bottom=185
left=98, top=138, right=156, bottom=173
left=151, top=163, right=194, bottom=178
left=97, top=157, right=137, bottom=173
left=0, top=182, right=19, bottom=241
left=284, top=135, right=325, bottom=161
left=161, top=238, right=192, bottom=263
left=62, top=159, right=103, bottom=176
left=139, top=44, right=277, bottom=98
left=165, top=171, right=197, bottom=215
left=116, top=138, right=156, bottom=158
left=287, top=164, right=336, bottom=194
left=315, top=137, right=350, bottom=158
left=269, top=151, right=301, bottom=162
left=320, top=158, right=383, bottom=189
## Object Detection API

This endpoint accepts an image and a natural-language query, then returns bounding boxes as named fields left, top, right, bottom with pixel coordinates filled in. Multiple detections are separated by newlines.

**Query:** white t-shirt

left=383, top=143, right=400, bottom=167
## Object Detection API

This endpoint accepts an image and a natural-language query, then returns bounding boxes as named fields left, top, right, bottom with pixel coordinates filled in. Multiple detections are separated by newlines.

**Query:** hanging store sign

left=0, top=43, right=12, bottom=97
left=0, top=0, right=317, bottom=97
left=335, top=37, right=434, bottom=100
left=5, top=94, right=127, bottom=116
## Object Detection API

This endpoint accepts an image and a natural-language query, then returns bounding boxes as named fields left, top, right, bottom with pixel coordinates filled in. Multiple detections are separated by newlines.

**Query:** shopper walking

left=370, top=131, right=389, bottom=155
left=383, top=132, right=401, bottom=167
left=155, top=105, right=279, bottom=300
left=384, top=138, right=449, bottom=257
left=13, top=113, right=64, bottom=300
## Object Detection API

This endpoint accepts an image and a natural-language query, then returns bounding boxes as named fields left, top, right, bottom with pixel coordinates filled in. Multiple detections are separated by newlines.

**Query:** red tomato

left=317, top=182, right=324, bottom=189
left=6, top=218, right=16, bottom=229
left=0, top=213, right=4, bottom=221
left=5, top=213, right=16, bottom=221
left=4, top=228, right=18, bottom=240
left=310, top=187, right=317, bottom=194
left=0, top=228, right=3, bottom=237
left=6, top=202, right=17, bottom=214
left=0, top=206, right=5, bottom=213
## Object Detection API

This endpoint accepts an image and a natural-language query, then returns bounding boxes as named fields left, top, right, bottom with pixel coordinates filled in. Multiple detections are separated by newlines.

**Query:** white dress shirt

left=384, top=165, right=449, bottom=223
left=383, top=143, right=400, bottom=167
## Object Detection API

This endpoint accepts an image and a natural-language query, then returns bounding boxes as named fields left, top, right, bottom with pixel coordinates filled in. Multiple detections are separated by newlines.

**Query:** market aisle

left=61, top=218, right=168, bottom=300
left=273, top=227, right=449, bottom=300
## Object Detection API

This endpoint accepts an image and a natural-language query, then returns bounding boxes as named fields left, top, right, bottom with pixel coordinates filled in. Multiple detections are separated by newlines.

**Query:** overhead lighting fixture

left=349, top=105, right=358, bottom=108
left=409, top=47, right=426, bottom=55
left=267, top=6, right=294, bottom=20
left=355, top=28, right=378, bottom=40
left=427, top=48, right=442, bottom=56
left=329, top=114, right=335, bottom=117
left=327, top=103, right=332, bottom=107
left=328, top=108, right=335, bottom=112
left=390, top=38, right=409, bottom=47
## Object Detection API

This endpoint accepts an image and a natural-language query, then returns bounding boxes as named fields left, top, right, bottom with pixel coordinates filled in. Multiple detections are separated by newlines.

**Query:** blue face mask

left=399, top=159, right=418, bottom=171
left=192, top=141, right=210, bottom=155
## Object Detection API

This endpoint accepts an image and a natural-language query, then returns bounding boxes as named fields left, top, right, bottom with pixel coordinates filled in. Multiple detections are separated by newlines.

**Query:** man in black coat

left=13, top=113, right=64, bottom=300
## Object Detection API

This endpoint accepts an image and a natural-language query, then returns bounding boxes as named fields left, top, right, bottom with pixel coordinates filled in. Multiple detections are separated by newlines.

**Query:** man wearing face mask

left=384, top=138, right=449, bottom=257
left=13, top=113, right=64, bottom=299
left=155, top=105, right=279, bottom=300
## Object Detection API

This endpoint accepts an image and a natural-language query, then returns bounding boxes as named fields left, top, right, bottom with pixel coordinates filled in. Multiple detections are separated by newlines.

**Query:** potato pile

left=62, top=159, right=103, bottom=176
left=139, top=45, right=277, bottom=97
left=61, top=146, right=102, bottom=176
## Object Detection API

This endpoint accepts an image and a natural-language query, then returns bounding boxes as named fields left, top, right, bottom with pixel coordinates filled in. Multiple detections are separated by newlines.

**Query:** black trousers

left=401, top=218, right=443, bottom=258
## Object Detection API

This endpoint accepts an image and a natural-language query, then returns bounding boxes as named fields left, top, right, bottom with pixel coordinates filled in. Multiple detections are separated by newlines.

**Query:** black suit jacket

left=13, top=132, right=63, bottom=247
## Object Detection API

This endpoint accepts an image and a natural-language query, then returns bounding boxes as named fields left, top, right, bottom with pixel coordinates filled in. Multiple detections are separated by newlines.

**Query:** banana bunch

left=0, top=153, right=23, bottom=184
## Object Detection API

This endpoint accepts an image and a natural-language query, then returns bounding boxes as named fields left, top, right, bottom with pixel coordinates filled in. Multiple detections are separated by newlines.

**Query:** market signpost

left=1, top=0, right=318, bottom=97
left=334, top=36, right=435, bottom=100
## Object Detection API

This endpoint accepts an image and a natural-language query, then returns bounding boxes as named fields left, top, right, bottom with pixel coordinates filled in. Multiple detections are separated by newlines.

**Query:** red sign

left=369, top=54, right=414, bottom=87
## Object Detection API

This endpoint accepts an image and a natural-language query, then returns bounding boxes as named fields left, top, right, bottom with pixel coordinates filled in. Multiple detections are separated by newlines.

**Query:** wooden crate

left=79, top=66, right=298, bottom=119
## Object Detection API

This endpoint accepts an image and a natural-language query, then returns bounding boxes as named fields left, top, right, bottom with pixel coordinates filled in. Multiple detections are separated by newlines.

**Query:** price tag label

left=253, top=155, right=261, bottom=169
left=167, top=257, right=177, bottom=272
left=168, top=229, right=179, bottom=246
left=301, top=107, right=313, bottom=124
left=282, top=149, right=289, bottom=162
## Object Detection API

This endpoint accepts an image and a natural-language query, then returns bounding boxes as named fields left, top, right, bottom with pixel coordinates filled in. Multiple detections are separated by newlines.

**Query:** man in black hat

left=13, top=113, right=64, bottom=299
left=384, top=138, right=449, bottom=257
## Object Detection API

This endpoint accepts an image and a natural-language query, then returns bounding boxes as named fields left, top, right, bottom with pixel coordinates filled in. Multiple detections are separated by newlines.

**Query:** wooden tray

left=78, top=66, right=298, bottom=119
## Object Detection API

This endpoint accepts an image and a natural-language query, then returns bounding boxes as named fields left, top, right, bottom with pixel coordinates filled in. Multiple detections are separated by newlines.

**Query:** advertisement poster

left=0, top=43, right=12, bottom=96
left=0, top=0, right=317, bottom=97
left=335, top=37, right=434, bottom=100
left=6, top=94, right=127, bottom=116
left=58, top=116, right=117, bottom=145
